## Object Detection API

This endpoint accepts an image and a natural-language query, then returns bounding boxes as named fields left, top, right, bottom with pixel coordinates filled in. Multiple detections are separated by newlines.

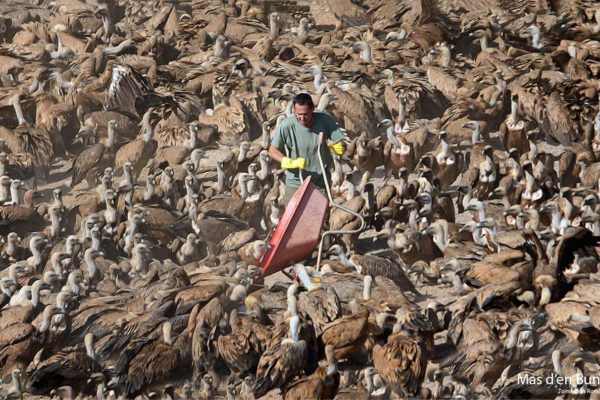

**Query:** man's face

left=294, top=103, right=314, bottom=128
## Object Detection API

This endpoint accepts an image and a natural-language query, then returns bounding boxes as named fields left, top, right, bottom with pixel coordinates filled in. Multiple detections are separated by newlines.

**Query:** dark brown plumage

left=27, top=349, right=101, bottom=394
left=254, top=316, right=308, bottom=399
left=373, top=331, right=427, bottom=398
left=348, top=253, right=421, bottom=298
left=70, top=120, right=117, bottom=188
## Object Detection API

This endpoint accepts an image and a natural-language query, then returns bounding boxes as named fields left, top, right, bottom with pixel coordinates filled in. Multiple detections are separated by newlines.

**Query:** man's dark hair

left=293, top=93, right=314, bottom=109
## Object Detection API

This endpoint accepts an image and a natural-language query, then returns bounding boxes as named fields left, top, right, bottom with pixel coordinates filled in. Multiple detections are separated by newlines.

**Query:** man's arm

left=325, top=115, right=346, bottom=155
left=270, top=145, right=306, bottom=169
left=268, top=145, right=286, bottom=164
left=270, top=119, right=306, bottom=169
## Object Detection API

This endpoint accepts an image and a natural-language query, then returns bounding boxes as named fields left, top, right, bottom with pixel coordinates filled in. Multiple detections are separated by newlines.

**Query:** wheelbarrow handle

left=315, top=131, right=365, bottom=269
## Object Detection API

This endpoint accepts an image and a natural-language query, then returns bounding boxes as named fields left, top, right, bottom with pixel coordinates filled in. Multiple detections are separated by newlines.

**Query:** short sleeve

left=327, top=115, right=344, bottom=143
left=271, top=122, right=287, bottom=151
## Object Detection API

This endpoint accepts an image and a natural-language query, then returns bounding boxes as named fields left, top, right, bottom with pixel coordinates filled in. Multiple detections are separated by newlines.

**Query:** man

left=268, top=93, right=346, bottom=206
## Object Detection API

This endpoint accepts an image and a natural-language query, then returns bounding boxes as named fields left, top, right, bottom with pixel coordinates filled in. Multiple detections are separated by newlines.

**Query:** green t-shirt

left=272, top=112, right=344, bottom=189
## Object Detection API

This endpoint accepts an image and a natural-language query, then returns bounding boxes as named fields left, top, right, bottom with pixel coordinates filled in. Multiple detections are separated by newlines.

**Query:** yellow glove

left=281, top=157, right=306, bottom=169
left=328, top=141, right=345, bottom=156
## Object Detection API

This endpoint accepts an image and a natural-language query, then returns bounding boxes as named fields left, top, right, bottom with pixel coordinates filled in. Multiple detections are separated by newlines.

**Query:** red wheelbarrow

left=257, top=132, right=366, bottom=280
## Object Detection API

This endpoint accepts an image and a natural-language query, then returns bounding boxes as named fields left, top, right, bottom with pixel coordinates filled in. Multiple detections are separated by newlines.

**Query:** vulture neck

left=9, top=184, right=20, bottom=205
left=331, top=156, right=343, bottom=189
left=408, top=208, right=418, bottom=229
left=479, top=34, right=488, bottom=51
left=238, top=144, right=249, bottom=163
left=261, top=125, right=271, bottom=149
left=188, top=126, right=197, bottom=149
left=386, top=124, right=401, bottom=147
left=365, top=371, right=375, bottom=395
left=30, top=242, right=44, bottom=268
left=316, top=93, right=332, bottom=111
left=360, top=44, right=372, bottom=64
left=363, top=277, right=372, bottom=301
left=214, top=39, right=229, bottom=59
left=550, top=208, right=562, bottom=234
left=184, top=179, right=194, bottom=199
left=345, top=181, right=356, bottom=201
left=39, top=310, right=53, bottom=332
left=470, top=125, right=481, bottom=144
left=122, top=167, right=133, bottom=187
left=312, top=68, right=324, bottom=92
left=439, top=46, right=452, bottom=67
left=298, top=22, right=310, bottom=38
left=287, top=315, right=301, bottom=342
left=11, top=94, right=27, bottom=125
left=27, top=77, right=39, bottom=95
left=295, top=264, right=315, bottom=291
left=145, top=180, right=156, bottom=201
left=68, top=274, right=81, bottom=296
left=1, top=283, right=11, bottom=296
left=552, top=350, right=563, bottom=376
left=84, top=251, right=97, bottom=279
left=530, top=26, right=542, bottom=49
left=11, top=372, right=21, bottom=396
left=104, top=39, right=131, bottom=55
left=398, top=96, right=406, bottom=124
left=258, top=157, right=269, bottom=180
left=0, top=181, right=9, bottom=203
left=107, top=124, right=116, bottom=150
left=85, top=335, right=96, bottom=360
left=475, top=204, right=487, bottom=222
left=529, top=231, right=548, bottom=263
left=163, top=323, right=173, bottom=345
left=133, top=248, right=150, bottom=273
left=216, top=164, right=226, bottom=194
left=269, top=17, right=279, bottom=40
left=238, top=175, right=249, bottom=200
left=49, top=211, right=61, bottom=238
left=287, top=292, right=298, bottom=316
left=142, top=113, right=153, bottom=143
left=30, top=282, right=42, bottom=307
left=51, top=255, right=63, bottom=276
left=91, top=231, right=101, bottom=251
left=432, top=224, right=448, bottom=252
left=25, top=190, right=39, bottom=208
left=53, top=193, right=63, bottom=210
left=124, top=221, right=137, bottom=253
left=439, top=138, right=450, bottom=158
left=9, top=266, right=19, bottom=284
left=525, top=211, right=540, bottom=231
left=450, top=273, right=466, bottom=293
left=50, top=35, right=70, bottom=59
left=6, top=238, right=17, bottom=257
left=510, top=98, right=519, bottom=122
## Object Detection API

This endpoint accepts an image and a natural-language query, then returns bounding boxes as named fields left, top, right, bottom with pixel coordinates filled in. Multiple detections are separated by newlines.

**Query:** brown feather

left=373, top=333, right=427, bottom=397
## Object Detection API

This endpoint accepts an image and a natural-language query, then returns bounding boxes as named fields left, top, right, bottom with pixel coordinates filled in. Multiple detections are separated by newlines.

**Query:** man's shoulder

left=313, top=112, right=335, bottom=123
left=279, top=116, right=297, bottom=130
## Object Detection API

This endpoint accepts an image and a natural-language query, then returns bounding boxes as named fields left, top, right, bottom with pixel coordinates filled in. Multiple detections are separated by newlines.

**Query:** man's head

left=293, top=93, right=314, bottom=128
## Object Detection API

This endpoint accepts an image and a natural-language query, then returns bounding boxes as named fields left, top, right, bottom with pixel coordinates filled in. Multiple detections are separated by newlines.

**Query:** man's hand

left=328, top=141, right=345, bottom=156
left=281, top=157, right=307, bottom=169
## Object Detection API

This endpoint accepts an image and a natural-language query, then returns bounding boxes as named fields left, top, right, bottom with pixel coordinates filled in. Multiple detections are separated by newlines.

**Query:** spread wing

left=106, top=65, right=153, bottom=118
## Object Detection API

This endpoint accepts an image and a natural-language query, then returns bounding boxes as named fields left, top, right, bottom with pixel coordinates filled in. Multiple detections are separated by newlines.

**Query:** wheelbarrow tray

left=259, top=175, right=328, bottom=278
